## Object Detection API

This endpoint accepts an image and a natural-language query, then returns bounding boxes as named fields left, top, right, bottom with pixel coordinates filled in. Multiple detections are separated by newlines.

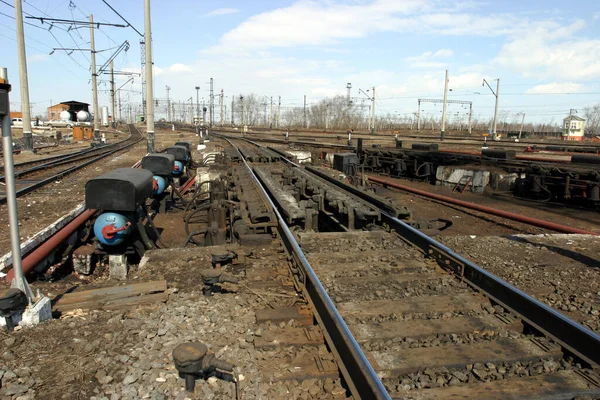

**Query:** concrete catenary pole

left=370, top=86, right=376, bottom=135
left=417, top=100, right=421, bottom=132
left=440, top=69, right=449, bottom=141
left=231, top=96, right=234, bottom=125
left=240, top=96, right=244, bottom=127
left=195, top=86, right=200, bottom=121
left=144, top=0, right=155, bottom=152
left=165, top=85, right=171, bottom=122
left=90, top=15, right=100, bottom=140
left=0, top=68, right=32, bottom=300
left=277, top=96, right=281, bottom=129
left=269, top=96, right=273, bottom=128
left=492, top=78, right=500, bottom=140
left=15, top=0, right=33, bottom=151
left=518, top=113, right=525, bottom=139
left=303, top=95, right=307, bottom=129
left=468, top=102, right=473, bottom=135
left=209, top=78, right=214, bottom=127
left=110, top=60, right=116, bottom=128
left=220, top=89, right=224, bottom=126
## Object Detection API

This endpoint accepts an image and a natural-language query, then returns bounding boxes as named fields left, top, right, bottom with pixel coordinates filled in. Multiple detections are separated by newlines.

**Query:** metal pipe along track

left=367, top=175, right=598, bottom=235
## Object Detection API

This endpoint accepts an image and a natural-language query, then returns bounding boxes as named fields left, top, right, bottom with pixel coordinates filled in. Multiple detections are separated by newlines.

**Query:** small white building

left=562, top=115, right=586, bottom=141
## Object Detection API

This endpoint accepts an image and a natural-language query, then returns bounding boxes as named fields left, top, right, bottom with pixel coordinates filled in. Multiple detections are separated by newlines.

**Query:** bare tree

left=584, top=104, right=600, bottom=137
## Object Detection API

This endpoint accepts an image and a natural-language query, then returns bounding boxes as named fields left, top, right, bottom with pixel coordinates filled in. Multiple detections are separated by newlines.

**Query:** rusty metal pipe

left=367, top=175, right=598, bottom=236
left=181, top=175, right=196, bottom=194
left=4, top=209, right=97, bottom=281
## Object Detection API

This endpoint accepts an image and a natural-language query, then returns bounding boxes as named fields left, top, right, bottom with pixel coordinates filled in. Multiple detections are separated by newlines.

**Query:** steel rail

left=0, top=127, right=143, bottom=204
left=304, top=164, right=600, bottom=369
left=225, top=137, right=390, bottom=400
left=0, top=131, right=133, bottom=180
left=1, top=145, right=123, bottom=182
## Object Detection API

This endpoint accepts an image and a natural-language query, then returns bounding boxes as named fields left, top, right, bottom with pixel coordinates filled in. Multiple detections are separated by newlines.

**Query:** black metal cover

left=85, top=168, right=153, bottom=212
left=165, top=145, right=188, bottom=162
left=333, top=153, right=359, bottom=176
left=141, top=153, right=175, bottom=176
left=174, top=141, right=192, bottom=153
left=482, top=148, right=516, bottom=160
left=412, top=143, right=439, bottom=151
left=572, top=154, right=600, bottom=165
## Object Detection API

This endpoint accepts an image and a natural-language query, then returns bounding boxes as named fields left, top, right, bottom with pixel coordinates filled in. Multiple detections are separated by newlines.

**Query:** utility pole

left=493, top=79, right=500, bottom=140
left=144, top=0, right=155, bottom=152
left=231, top=96, right=234, bottom=125
left=370, top=86, right=376, bottom=135
left=325, top=103, right=329, bottom=130
left=417, top=100, right=421, bottom=132
left=15, top=0, right=33, bottom=150
left=263, top=101, right=267, bottom=127
left=90, top=15, right=100, bottom=140
left=518, top=113, right=525, bottom=139
left=110, top=60, right=116, bottom=128
left=140, top=40, right=146, bottom=118
left=195, top=86, right=200, bottom=122
left=277, top=96, right=281, bottom=129
left=303, top=95, right=307, bottom=129
left=468, top=103, right=473, bottom=135
left=165, top=85, right=171, bottom=122
left=483, top=78, right=500, bottom=140
left=440, top=69, right=449, bottom=141
left=220, top=89, right=224, bottom=126
left=0, top=67, right=33, bottom=300
left=240, top=96, right=244, bottom=127
left=209, top=78, right=214, bottom=127
left=269, top=96, right=273, bottom=128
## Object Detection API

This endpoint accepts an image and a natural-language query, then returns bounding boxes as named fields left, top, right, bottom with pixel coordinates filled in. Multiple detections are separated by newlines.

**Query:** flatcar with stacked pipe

left=356, top=141, right=600, bottom=207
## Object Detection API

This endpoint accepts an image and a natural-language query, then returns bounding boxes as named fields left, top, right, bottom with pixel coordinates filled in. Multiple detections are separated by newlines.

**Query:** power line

left=101, top=0, right=143, bottom=37
left=0, top=0, right=33, bottom=17
left=0, top=28, right=83, bottom=79
left=0, top=9, right=52, bottom=30
left=0, top=19, right=52, bottom=49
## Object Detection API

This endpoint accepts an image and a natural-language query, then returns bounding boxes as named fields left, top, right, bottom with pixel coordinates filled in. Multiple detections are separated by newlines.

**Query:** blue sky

left=1, top=0, right=600, bottom=124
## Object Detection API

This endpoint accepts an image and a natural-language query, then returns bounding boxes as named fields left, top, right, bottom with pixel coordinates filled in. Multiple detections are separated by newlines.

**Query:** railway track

left=0, top=125, right=143, bottom=204
left=220, top=135, right=600, bottom=399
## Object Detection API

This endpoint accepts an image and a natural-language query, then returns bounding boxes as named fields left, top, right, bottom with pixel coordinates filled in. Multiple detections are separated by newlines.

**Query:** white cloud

left=152, top=64, right=193, bottom=77
left=204, top=8, right=240, bottom=17
left=169, top=63, right=193, bottom=73
left=282, top=77, right=331, bottom=86
left=526, top=82, right=584, bottom=94
left=207, top=0, right=459, bottom=52
left=207, top=0, right=548, bottom=54
left=28, top=54, right=48, bottom=63
left=494, top=20, right=600, bottom=80
left=406, top=49, right=453, bottom=68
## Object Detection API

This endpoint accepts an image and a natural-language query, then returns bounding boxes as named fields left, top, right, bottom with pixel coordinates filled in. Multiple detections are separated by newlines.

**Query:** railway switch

left=0, top=288, right=27, bottom=331
left=83, top=168, right=161, bottom=269
left=141, top=153, right=176, bottom=212
left=199, top=269, right=239, bottom=296
left=172, top=342, right=235, bottom=393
